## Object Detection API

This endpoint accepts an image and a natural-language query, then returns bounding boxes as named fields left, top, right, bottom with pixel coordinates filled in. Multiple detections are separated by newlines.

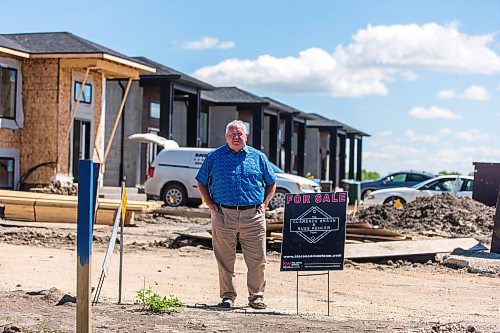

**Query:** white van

left=130, top=134, right=321, bottom=209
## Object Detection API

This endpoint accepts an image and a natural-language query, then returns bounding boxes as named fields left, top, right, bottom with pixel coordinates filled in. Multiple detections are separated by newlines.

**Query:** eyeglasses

left=226, top=132, right=245, bottom=138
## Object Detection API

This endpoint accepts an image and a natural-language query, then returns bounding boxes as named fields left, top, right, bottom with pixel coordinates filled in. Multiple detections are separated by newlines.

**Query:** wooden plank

left=35, top=206, right=77, bottom=223
left=152, top=206, right=211, bottom=219
left=34, top=206, right=134, bottom=226
left=345, top=233, right=408, bottom=242
left=266, top=221, right=375, bottom=231
left=0, top=189, right=46, bottom=199
left=345, top=228, right=404, bottom=237
left=0, top=190, right=155, bottom=213
left=4, top=203, right=35, bottom=221
left=266, top=223, right=283, bottom=231
left=270, top=232, right=283, bottom=239
left=345, top=238, right=480, bottom=260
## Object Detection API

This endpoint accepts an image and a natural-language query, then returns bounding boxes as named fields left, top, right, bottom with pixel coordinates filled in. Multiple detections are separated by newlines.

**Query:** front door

left=72, top=119, right=91, bottom=182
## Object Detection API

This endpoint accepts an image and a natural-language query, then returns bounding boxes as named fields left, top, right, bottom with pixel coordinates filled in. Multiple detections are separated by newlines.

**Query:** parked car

left=360, top=170, right=436, bottom=200
left=130, top=134, right=320, bottom=208
left=268, top=163, right=321, bottom=209
left=363, top=175, right=474, bottom=207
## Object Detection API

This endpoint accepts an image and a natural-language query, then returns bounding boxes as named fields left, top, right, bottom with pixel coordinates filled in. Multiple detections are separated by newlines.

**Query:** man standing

left=196, top=120, right=277, bottom=309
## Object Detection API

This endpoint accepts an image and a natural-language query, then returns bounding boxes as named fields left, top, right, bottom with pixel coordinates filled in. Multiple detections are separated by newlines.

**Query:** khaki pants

left=211, top=207, right=266, bottom=302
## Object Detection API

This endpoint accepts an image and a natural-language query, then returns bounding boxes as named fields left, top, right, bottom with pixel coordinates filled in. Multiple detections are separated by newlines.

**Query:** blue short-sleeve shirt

left=195, top=144, right=277, bottom=206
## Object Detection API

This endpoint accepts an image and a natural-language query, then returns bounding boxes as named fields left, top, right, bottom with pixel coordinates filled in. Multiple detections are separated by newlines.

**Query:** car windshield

left=412, top=178, right=433, bottom=189
left=270, top=163, right=284, bottom=174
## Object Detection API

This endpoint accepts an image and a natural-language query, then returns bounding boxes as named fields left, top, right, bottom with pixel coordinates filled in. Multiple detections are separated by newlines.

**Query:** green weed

left=135, top=287, right=185, bottom=314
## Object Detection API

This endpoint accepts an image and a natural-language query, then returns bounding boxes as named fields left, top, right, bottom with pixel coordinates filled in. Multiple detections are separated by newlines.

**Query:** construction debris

left=0, top=190, right=161, bottom=225
left=351, top=193, right=494, bottom=240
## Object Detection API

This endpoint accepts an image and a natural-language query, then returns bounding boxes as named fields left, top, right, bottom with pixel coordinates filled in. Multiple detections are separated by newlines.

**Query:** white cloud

left=194, top=48, right=389, bottom=97
left=400, top=71, right=418, bottom=81
left=437, top=86, right=489, bottom=101
left=181, top=36, right=235, bottom=50
left=463, top=86, right=490, bottom=100
left=405, top=130, right=438, bottom=142
left=455, top=129, right=490, bottom=141
left=218, top=41, right=236, bottom=50
left=437, top=89, right=457, bottom=99
left=377, top=130, right=393, bottom=137
left=194, top=23, right=500, bottom=97
left=408, top=106, right=461, bottom=120
left=338, top=23, right=500, bottom=73
left=439, top=128, right=452, bottom=135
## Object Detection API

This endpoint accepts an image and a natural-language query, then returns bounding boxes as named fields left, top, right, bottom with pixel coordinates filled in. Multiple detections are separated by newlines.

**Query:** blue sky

left=2, top=0, right=499, bottom=175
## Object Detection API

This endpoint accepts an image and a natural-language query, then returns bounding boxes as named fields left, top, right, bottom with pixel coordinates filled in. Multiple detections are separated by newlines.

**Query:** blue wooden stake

left=77, top=160, right=96, bottom=333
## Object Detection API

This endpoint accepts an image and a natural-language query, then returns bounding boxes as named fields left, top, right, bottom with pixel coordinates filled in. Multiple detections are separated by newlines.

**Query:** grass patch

left=135, top=287, right=185, bottom=314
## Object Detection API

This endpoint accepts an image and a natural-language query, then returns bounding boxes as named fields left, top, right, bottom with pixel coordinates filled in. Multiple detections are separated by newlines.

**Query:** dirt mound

left=353, top=193, right=494, bottom=239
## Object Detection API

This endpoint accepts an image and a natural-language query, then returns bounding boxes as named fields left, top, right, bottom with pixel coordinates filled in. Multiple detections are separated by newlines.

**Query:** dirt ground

left=0, top=199, right=499, bottom=333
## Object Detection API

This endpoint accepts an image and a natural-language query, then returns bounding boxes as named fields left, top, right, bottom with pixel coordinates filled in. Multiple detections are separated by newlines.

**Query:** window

left=426, top=180, right=453, bottom=191
left=461, top=179, right=474, bottom=192
left=74, top=81, right=92, bottom=104
left=0, top=157, right=15, bottom=189
left=386, top=173, right=406, bottom=183
left=407, top=173, right=428, bottom=182
left=149, top=102, right=160, bottom=119
left=0, top=67, right=17, bottom=119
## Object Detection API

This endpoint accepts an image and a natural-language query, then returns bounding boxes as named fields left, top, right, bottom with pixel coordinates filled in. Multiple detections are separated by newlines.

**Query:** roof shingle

left=201, top=87, right=268, bottom=104
left=134, top=56, right=213, bottom=90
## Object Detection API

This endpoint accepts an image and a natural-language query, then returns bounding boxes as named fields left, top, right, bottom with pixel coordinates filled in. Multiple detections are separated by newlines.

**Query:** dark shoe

left=218, top=297, right=234, bottom=308
left=248, top=297, right=267, bottom=309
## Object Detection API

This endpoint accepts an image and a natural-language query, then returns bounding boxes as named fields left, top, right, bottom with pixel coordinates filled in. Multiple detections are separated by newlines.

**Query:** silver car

left=363, top=175, right=474, bottom=207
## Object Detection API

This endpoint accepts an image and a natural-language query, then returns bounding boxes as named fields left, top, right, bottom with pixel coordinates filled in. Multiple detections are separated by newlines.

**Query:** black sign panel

left=280, top=192, right=347, bottom=271
left=491, top=189, right=500, bottom=254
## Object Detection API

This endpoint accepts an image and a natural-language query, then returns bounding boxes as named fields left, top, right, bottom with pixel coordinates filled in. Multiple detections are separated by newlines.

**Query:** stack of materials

left=0, top=190, right=161, bottom=226
left=265, top=211, right=410, bottom=251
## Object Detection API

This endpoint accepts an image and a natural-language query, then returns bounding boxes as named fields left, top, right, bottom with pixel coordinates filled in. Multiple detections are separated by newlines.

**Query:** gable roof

left=201, top=87, right=268, bottom=105
left=308, top=113, right=370, bottom=136
left=134, top=56, right=213, bottom=90
left=262, top=97, right=315, bottom=120
left=0, top=32, right=154, bottom=72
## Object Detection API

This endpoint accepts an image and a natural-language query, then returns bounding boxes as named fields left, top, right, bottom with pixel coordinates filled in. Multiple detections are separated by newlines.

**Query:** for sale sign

left=280, top=192, right=347, bottom=271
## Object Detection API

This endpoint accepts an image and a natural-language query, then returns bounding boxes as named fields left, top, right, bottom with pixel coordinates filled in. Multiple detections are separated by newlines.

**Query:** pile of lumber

left=266, top=221, right=410, bottom=251
left=0, top=190, right=161, bottom=226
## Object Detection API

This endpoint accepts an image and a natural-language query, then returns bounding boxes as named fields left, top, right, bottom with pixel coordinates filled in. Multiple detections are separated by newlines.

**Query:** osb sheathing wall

left=19, top=58, right=59, bottom=185
left=19, top=58, right=103, bottom=185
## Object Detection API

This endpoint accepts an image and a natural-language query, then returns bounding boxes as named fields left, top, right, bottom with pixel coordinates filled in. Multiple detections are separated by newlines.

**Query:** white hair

left=225, top=120, right=248, bottom=134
